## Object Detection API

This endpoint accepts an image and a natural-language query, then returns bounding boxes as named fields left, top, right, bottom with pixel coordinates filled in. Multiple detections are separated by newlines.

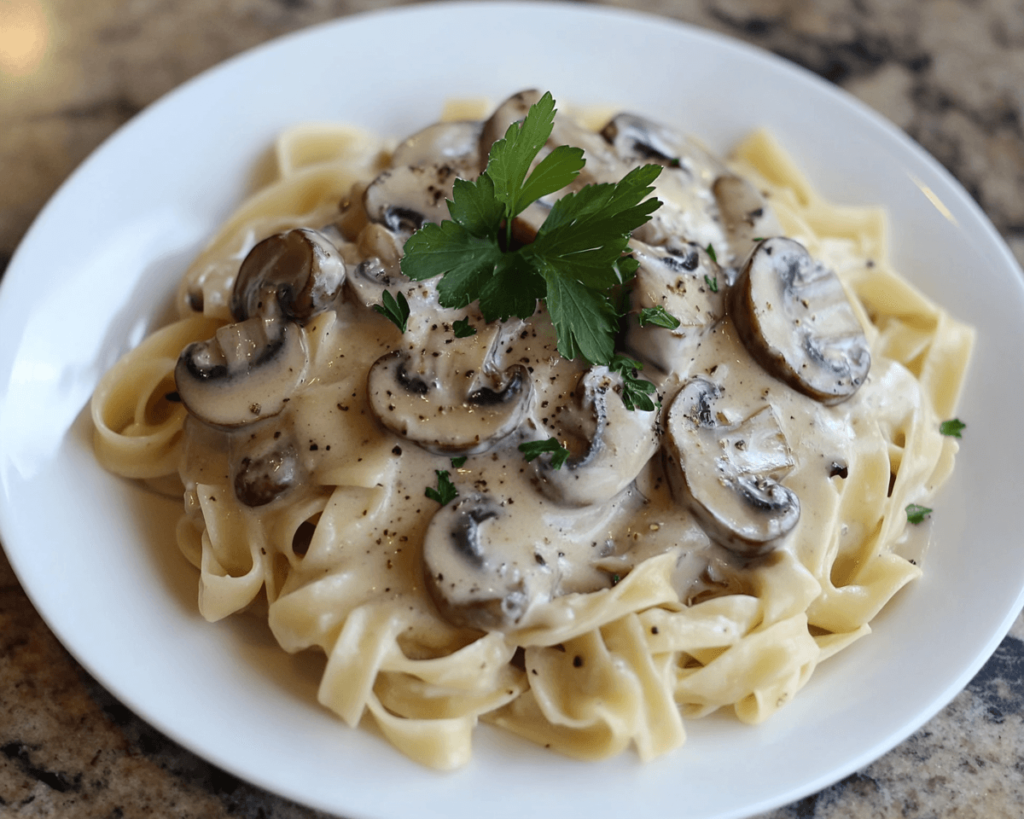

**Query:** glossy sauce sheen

left=175, top=96, right=883, bottom=637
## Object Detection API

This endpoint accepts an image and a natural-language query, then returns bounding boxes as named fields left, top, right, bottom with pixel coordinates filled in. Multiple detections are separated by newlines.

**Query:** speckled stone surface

left=1, top=1, right=1023, bottom=817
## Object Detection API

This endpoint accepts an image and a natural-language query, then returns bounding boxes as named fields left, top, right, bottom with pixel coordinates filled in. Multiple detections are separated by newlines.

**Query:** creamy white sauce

left=174, top=96, right=881, bottom=638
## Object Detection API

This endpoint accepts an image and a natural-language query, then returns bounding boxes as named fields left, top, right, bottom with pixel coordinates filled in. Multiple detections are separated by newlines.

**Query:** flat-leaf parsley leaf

left=609, top=354, right=659, bottom=412
left=425, top=470, right=458, bottom=506
left=518, top=437, right=570, bottom=469
left=637, top=305, right=681, bottom=329
left=452, top=317, right=477, bottom=338
left=905, top=503, right=932, bottom=524
left=940, top=418, right=966, bottom=438
left=372, top=289, right=410, bottom=333
left=401, top=92, right=663, bottom=370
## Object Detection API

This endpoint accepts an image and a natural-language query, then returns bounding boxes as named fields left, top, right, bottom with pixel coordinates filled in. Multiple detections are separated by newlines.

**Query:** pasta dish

left=91, top=91, right=973, bottom=769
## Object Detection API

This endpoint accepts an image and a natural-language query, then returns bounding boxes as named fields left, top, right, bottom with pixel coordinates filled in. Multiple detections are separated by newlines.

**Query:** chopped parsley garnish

left=609, top=354, right=659, bottom=412
left=372, top=289, right=410, bottom=333
left=449, top=456, right=467, bottom=468
left=401, top=92, right=663, bottom=368
left=425, top=469, right=458, bottom=506
left=518, top=437, right=570, bottom=469
left=905, top=503, right=933, bottom=524
left=452, top=317, right=476, bottom=338
left=940, top=418, right=966, bottom=438
left=637, top=305, right=681, bottom=330
left=705, top=243, right=718, bottom=263
left=704, top=274, right=719, bottom=293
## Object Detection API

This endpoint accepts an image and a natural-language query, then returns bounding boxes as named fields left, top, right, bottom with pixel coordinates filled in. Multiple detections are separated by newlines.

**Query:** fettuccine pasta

left=92, top=93, right=973, bottom=770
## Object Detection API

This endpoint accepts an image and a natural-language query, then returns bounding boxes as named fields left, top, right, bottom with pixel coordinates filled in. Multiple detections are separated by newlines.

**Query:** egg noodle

left=91, top=97, right=973, bottom=769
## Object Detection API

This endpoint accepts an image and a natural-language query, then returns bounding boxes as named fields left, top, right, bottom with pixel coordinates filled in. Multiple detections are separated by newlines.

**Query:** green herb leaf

left=487, top=93, right=585, bottom=225
left=518, top=437, right=570, bottom=469
left=637, top=305, right=681, bottom=329
left=372, top=289, right=410, bottom=333
left=452, top=318, right=477, bottom=338
left=399, top=92, right=663, bottom=368
left=905, top=503, right=933, bottom=524
left=705, top=243, right=718, bottom=263
left=704, top=274, right=719, bottom=293
left=940, top=418, right=966, bottom=438
left=450, top=456, right=467, bottom=468
left=609, top=354, right=659, bottom=412
left=425, top=470, right=458, bottom=506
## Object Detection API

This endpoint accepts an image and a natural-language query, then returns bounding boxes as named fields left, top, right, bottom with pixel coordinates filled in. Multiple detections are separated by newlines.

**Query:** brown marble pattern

left=1, top=1, right=1023, bottom=817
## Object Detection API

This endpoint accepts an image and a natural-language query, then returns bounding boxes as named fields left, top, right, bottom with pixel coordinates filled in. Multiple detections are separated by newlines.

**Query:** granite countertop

left=1, top=1, right=1023, bottom=817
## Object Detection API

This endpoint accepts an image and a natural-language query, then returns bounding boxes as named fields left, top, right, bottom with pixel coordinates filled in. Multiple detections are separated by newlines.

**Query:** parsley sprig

left=401, top=92, right=663, bottom=367
left=637, top=305, right=681, bottom=330
left=940, top=418, right=966, bottom=438
left=905, top=503, right=932, bottom=524
left=518, top=437, right=570, bottom=469
left=425, top=470, right=458, bottom=506
left=609, top=354, right=659, bottom=412
left=373, top=289, right=410, bottom=333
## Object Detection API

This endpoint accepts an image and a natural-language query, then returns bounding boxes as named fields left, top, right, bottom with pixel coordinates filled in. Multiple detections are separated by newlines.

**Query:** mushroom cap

left=174, top=317, right=308, bottom=428
left=730, top=237, right=871, bottom=405
left=711, top=174, right=783, bottom=268
left=362, top=163, right=462, bottom=238
left=366, top=348, right=533, bottom=456
left=231, top=228, right=346, bottom=323
left=390, top=120, right=483, bottom=173
left=664, top=377, right=800, bottom=556
left=624, top=239, right=726, bottom=374
left=532, top=366, right=660, bottom=508
left=233, top=440, right=301, bottom=507
left=599, top=112, right=729, bottom=250
left=422, top=493, right=557, bottom=631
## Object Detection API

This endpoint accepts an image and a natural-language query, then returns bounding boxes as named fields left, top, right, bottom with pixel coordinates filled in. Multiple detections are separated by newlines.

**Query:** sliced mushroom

left=362, top=163, right=462, bottom=239
left=366, top=344, right=533, bottom=456
left=601, top=112, right=705, bottom=171
left=175, top=317, right=308, bottom=428
left=730, top=237, right=871, bottom=404
left=531, top=366, right=660, bottom=508
left=391, top=120, right=483, bottom=173
left=230, top=228, right=346, bottom=323
left=600, top=112, right=728, bottom=250
left=232, top=436, right=302, bottom=507
left=664, top=377, right=800, bottom=556
left=422, top=493, right=558, bottom=631
left=624, top=239, right=726, bottom=374
left=712, top=174, right=783, bottom=269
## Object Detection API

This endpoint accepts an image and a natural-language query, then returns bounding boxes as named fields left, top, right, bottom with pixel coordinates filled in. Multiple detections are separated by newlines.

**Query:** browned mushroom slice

left=174, top=317, right=308, bottom=428
left=624, top=239, right=726, bottom=374
left=601, top=112, right=705, bottom=171
left=422, top=493, right=558, bottom=631
left=664, top=377, right=800, bottom=557
left=366, top=349, right=532, bottom=456
left=390, top=120, right=483, bottom=173
left=531, top=366, right=660, bottom=508
left=362, top=163, right=462, bottom=238
left=712, top=174, right=783, bottom=267
left=230, top=228, right=346, bottom=323
left=730, top=237, right=871, bottom=405
left=232, top=436, right=302, bottom=508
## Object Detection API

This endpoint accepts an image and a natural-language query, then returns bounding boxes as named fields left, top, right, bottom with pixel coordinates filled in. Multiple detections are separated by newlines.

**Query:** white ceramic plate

left=2, top=3, right=1023, bottom=818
